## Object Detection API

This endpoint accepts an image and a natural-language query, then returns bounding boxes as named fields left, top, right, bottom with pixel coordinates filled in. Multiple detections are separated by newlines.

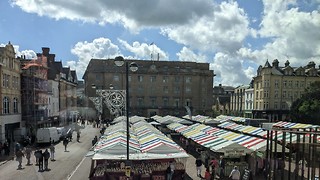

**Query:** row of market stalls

left=89, top=116, right=189, bottom=180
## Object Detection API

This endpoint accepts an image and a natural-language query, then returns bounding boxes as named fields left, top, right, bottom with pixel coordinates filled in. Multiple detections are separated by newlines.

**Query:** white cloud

left=117, top=39, right=168, bottom=60
left=176, top=47, right=207, bottom=63
left=211, top=52, right=251, bottom=86
left=161, top=1, right=251, bottom=53
left=257, top=0, right=320, bottom=64
left=70, top=37, right=120, bottom=79
left=10, top=0, right=213, bottom=32
left=1, top=43, right=36, bottom=59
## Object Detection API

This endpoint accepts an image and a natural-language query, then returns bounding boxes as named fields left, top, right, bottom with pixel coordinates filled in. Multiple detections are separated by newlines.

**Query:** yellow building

left=0, top=42, right=21, bottom=143
left=253, top=59, right=320, bottom=121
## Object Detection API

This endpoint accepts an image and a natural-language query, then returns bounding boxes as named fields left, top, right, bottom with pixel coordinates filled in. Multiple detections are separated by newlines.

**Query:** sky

left=1, top=0, right=320, bottom=86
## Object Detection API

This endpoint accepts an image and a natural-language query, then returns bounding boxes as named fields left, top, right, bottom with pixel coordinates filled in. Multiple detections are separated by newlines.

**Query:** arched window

left=3, top=97, right=9, bottom=114
left=13, top=97, right=18, bottom=113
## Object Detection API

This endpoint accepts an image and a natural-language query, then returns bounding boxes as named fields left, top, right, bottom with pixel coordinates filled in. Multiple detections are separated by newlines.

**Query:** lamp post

left=114, top=56, right=138, bottom=161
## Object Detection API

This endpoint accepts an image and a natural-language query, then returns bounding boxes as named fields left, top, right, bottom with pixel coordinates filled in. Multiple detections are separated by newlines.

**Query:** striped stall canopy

left=273, top=121, right=319, bottom=129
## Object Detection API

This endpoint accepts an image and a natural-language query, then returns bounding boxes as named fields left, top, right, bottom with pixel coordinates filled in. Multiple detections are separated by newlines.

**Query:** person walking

left=43, top=149, right=50, bottom=171
left=38, top=150, right=44, bottom=172
left=25, top=145, right=32, bottom=165
left=16, top=149, right=24, bottom=170
left=49, top=144, right=55, bottom=161
left=196, top=157, right=203, bottom=178
left=77, top=132, right=80, bottom=142
left=63, top=138, right=69, bottom=152
left=229, top=166, right=241, bottom=180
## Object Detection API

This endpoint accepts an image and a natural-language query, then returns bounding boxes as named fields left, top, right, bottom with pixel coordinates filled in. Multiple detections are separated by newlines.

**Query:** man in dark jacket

left=43, top=149, right=50, bottom=171
left=37, top=150, right=43, bottom=172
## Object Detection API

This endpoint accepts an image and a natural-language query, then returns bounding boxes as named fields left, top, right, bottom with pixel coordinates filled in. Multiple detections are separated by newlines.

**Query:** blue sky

left=1, top=0, right=320, bottom=86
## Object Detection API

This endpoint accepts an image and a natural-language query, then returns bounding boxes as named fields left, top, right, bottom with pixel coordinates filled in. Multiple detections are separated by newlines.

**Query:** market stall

left=89, top=119, right=189, bottom=180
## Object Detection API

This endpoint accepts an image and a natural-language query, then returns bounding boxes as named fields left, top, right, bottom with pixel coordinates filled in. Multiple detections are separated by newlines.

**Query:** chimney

left=42, top=47, right=50, bottom=55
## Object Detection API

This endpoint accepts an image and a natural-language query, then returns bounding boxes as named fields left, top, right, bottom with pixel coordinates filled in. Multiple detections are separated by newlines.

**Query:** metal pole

left=288, top=132, right=292, bottom=180
left=281, top=131, right=286, bottom=180
left=126, top=61, right=129, bottom=161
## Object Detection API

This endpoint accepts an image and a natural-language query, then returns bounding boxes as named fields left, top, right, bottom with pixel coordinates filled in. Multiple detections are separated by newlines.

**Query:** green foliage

left=290, top=81, right=320, bottom=124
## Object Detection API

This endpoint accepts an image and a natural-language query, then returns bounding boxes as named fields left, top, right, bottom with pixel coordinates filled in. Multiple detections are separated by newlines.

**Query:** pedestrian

left=218, top=156, right=226, bottom=178
left=229, top=166, right=241, bottom=180
left=49, top=144, right=55, bottom=161
left=209, top=157, right=218, bottom=179
left=196, top=157, right=203, bottom=178
left=16, top=149, right=24, bottom=170
left=34, top=149, right=41, bottom=165
left=43, top=149, right=50, bottom=171
left=63, top=138, right=69, bottom=151
left=3, top=141, right=9, bottom=156
left=204, top=167, right=211, bottom=180
left=25, top=145, right=32, bottom=165
left=38, top=150, right=44, bottom=172
left=77, top=132, right=80, bottom=142
left=92, top=136, right=98, bottom=146
left=15, top=142, right=21, bottom=153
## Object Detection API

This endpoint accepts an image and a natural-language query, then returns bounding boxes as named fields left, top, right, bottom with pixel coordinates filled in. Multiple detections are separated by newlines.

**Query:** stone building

left=83, top=58, right=214, bottom=118
left=0, top=42, right=22, bottom=143
left=230, top=84, right=250, bottom=117
left=212, top=84, right=234, bottom=115
left=252, top=59, right=320, bottom=121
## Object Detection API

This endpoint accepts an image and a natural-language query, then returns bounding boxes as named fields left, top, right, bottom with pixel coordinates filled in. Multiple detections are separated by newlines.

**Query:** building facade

left=230, top=85, right=250, bottom=117
left=83, top=58, right=214, bottom=118
left=0, top=42, right=22, bottom=143
left=38, top=48, right=78, bottom=126
left=252, top=59, right=320, bottom=121
left=212, top=84, right=234, bottom=116
left=244, top=87, right=254, bottom=118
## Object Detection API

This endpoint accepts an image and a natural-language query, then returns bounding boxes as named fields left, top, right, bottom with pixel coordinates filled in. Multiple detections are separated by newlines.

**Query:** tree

left=290, top=81, right=320, bottom=125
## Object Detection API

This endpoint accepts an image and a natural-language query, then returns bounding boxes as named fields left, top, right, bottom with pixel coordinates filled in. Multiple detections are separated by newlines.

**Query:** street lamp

left=114, top=56, right=138, bottom=162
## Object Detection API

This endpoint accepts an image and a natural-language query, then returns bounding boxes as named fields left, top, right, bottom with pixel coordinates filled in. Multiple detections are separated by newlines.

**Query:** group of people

left=14, top=143, right=56, bottom=171
left=195, top=156, right=226, bottom=180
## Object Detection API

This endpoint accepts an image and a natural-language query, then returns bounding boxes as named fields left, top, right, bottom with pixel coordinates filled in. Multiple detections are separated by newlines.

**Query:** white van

left=36, top=127, right=60, bottom=144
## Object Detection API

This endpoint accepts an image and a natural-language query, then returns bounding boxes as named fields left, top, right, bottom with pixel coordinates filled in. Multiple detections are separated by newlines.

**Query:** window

left=163, top=76, right=168, bottom=83
left=163, top=97, right=169, bottom=107
left=275, top=90, right=278, bottom=98
left=282, top=91, right=286, bottom=98
left=186, top=87, right=191, bottom=93
left=283, top=80, right=287, bottom=87
left=13, top=98, right=18, bottom=113
left=2, top=74, right=10, bottom=88
left=138, top=76, right=143, bottom=82
left=174, top=76, right=180, bottom=83
left=137, top=87, right=144, bottom=93
left=264, top=90, right=269, bottom=98
left=150, top=76, right=156, bottom=82
left=295, top=81, right=299, bottom=87
left=288, top=80, right=292, bottom=87
left=174, top=98, right=180, bottom=108
left=113, top=75, right=119, bottom=81
left=3, top=97, right=9, bottom=114
left=275, top=80, right=279, bottom=88
left=150, top=97, right=156, bottom=107
left=274, top=102, right=278, bottom=109
left=174, top=86, right=180, bottom=94
left=186, top=77, right=191, bottom=83
left=163, top=86, right=169, bottom=94
left=137, top=97, right=144, bottom=107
